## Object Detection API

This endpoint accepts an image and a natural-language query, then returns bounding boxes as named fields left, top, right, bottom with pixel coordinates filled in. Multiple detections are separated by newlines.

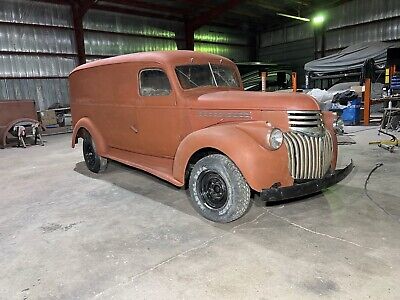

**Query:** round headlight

left=268, top=128, right=283, bottom=150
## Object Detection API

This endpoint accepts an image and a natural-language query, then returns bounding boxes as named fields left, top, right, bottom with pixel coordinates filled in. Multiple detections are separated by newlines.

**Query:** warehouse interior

left=1, top=0, right=400, bottom=298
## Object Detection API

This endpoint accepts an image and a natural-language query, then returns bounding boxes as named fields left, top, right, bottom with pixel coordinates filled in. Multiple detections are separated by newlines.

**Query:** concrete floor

left=1, top=127, right=400, bottom=299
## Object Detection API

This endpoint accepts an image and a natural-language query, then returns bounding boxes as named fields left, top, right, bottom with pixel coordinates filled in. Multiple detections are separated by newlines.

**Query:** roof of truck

left=70, top=50, right=230, bottom=75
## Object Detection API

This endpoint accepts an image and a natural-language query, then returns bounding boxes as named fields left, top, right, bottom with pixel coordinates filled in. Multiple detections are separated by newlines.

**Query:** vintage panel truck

left=69, top=51, right=352, bottom=223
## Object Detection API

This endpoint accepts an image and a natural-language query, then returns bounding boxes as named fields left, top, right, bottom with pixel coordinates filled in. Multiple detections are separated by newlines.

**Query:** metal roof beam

left=189, top=0, right=243, bottom=31
left=100, top=0, right=189, bottom=16
left=92, top=3, right=184, bottom=21
left=247, top=0, right=293, bottom=14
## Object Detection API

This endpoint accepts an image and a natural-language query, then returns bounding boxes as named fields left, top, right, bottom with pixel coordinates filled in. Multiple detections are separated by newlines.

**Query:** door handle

left=130, top=125, right=138, bottom=133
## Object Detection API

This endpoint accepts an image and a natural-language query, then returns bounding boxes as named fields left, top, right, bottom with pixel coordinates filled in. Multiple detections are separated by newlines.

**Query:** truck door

left=135, top=67, right=183, bottom=158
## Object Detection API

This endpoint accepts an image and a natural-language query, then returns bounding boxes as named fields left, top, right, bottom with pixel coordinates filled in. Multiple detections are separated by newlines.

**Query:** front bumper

left=260, top=160, right=354, bottom=202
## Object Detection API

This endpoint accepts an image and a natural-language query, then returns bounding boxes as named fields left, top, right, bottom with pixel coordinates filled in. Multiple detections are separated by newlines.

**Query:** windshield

left=175, top=64, right=240, bottom=90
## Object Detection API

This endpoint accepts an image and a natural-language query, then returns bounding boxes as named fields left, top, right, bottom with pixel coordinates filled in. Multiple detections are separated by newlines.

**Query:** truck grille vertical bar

left=283, top=131, right=333, bottom=179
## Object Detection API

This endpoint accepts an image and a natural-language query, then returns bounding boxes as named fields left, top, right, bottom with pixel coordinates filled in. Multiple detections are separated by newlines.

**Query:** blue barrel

left=391, top=75, right=400, bottom=92
left=341, top=98, right=361, bottom=125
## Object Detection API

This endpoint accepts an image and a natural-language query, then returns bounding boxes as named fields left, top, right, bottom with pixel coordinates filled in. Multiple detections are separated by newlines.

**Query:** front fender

left=322, top=111, right=338, bottom=170
left=71, top=117, right=107, bottom=156
left=173, top=123, right=293, bottom=192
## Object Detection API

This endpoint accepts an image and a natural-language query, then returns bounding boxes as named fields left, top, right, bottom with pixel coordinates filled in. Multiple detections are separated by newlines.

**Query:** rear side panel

left=69, top=62, right=140, bottom=153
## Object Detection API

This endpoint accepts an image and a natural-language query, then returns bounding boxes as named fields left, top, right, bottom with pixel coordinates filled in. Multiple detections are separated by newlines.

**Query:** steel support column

left=291, top=72, right=297, bottom=92
left=72, top=3, right=86, bottom=65
left=363, top=78, right=372, bottom=125
left=183, top=0, right=243, bottom=50
left=184, top=21, right=195, bottom=50
left=71, top=0, right=96, bottom=65
left=321, top=27, right=326, bottom=58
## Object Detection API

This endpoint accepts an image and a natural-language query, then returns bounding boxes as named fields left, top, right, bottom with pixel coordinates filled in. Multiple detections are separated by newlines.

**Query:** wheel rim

left=198, top=171, right=228, bottom=210
left=83, top=141, right=96, bottom=168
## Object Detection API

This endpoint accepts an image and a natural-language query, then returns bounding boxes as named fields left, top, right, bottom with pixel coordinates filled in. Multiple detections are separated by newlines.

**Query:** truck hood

left=189, top=90, right=319, bottom=111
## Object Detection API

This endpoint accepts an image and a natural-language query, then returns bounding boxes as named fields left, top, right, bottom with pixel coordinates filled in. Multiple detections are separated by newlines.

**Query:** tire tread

left=188, top=154, right=251, bottom=223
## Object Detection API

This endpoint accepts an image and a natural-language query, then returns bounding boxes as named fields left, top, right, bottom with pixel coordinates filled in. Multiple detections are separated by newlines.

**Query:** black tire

left=188, top=154, right=251, bottom=223
left=82, top=132, right=108, bottom=173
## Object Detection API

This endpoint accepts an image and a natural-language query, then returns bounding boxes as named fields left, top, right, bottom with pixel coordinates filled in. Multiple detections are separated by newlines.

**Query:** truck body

left=69, top=50, right=352, bottom=222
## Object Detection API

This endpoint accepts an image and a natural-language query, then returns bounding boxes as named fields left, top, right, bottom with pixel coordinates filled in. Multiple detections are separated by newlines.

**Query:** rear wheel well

left=184, top=148, right=223, bottom=187
left=74, top=127, right=89, bottom=144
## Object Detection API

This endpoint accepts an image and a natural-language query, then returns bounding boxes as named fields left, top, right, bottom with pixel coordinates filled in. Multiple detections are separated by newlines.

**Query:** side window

left=139, top=69, right=171, bottom=96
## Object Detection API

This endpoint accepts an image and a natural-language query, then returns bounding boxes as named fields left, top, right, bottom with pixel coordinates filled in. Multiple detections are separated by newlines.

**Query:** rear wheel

left=82, top=132, right=108, bottom=173
left=188, top=154, right=251, bottom=223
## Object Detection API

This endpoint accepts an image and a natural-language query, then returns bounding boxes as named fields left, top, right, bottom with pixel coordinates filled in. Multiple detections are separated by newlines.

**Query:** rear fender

left=71, top=117, right=107, bottom=156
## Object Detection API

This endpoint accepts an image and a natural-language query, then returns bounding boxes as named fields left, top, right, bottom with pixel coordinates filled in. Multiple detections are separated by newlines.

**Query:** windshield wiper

left=214, top=71, right=232, bottom=86
left=208, top=62, right=218, bottom=87
left=176, top=68, right=199, bottom=87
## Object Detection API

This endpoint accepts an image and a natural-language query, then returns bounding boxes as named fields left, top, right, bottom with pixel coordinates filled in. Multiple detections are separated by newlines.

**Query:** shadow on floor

left=74, top=159, right=333, bottom=228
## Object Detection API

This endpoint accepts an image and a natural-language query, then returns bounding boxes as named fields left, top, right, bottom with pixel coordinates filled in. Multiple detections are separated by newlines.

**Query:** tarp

left=305, top=42, right=400, bottom=73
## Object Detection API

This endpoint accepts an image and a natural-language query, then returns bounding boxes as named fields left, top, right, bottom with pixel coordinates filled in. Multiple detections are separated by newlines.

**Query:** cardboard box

left=39, top=110, right=58, bottom=127
left=64, top=113, right=72, bottom=126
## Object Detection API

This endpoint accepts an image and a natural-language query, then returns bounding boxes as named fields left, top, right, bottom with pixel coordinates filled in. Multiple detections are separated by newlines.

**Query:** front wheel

left=188, top=154, right=251, bottom=223
left=82, top=133, right=108, bottom=173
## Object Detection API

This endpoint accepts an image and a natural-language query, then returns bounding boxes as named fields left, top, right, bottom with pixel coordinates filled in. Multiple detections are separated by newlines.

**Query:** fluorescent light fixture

left=276, top=13, right=310, bottom=22
left=312, top=15, right=325, bottom=25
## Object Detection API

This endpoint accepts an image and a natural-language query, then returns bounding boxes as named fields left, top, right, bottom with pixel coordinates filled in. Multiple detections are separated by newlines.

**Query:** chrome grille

left=287, top=110, right=324, bottom=136
left=284, top=131, right=333, bottom=179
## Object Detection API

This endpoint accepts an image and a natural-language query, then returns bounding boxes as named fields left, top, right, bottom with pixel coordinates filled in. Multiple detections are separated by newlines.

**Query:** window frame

left=138, top=68, right=172, bottom=97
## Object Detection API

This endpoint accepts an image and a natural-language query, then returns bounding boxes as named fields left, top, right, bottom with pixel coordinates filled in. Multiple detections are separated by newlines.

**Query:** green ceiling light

left=312, top=14, right=325, bottom=25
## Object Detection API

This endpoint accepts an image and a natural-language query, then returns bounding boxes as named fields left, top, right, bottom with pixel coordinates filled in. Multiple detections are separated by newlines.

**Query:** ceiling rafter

left=92, top=2, right=184, bottom=21
left=99, top=0, right=190, bottom=16
left=247, top=0, right=292, bottom=14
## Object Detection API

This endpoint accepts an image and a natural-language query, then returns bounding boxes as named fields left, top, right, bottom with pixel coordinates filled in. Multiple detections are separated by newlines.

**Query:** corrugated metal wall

left=0, top=0, right=252, bottom=110
left=194, top=26, right=251, bottom=62
left=0, top=0, right=75, bottom=110
left=259, top=23, right=314, bottom=85
left=258, top=0, right=400, bottom=86
left=83, top=10, right=182, bottom=58
left=325, top=0, right=400, bottom=51
left=83, top=12, right=251, bottom=61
